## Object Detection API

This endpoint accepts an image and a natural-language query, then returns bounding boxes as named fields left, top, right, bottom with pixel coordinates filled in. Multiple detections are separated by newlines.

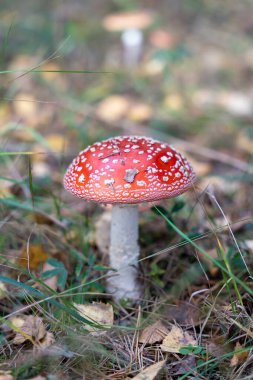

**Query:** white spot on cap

left=161, top=156, right=169, bottom=163
left=137, top=180, right=146, bottom=186
left=78, top=174, right=85, bottom=183
left=163, top=176, right=169, bottom=181
left=104, top=178, right=115, bottom=186
left=102, top=158, right=109, bottom=163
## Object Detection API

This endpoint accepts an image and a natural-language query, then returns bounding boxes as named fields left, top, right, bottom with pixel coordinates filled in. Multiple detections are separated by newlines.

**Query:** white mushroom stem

left=107, top=204, right=141, bottom=300
left=121, top=28, right=143, bottom=68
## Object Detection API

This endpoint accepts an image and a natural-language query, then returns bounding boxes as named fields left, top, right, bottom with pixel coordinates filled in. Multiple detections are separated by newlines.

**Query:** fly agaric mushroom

left=102, top=10, right=155, bottom=68
left=64, top=136, right=196, bottom=300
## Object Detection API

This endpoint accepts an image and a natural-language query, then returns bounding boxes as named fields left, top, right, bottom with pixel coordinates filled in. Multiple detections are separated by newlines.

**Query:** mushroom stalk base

left=107, top=204, right=141, bottom=300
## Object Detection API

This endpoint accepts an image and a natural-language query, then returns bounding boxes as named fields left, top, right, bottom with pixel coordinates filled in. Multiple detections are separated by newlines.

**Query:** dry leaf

left=13, top=93, right=38, bottom=121
left=40, top=62, right=61, bottom=80
left=103, top=11, right=154, bottom=31
left=11, top=315, right=48, bottom=345
left=165, top=302, right=201, bottom=327
left=164, top=94, right=183, bottom=111
left=32, top=162, right=50, bottom=178
left=149, top=29, right=176, bottom=49
left=127, top=103, right=152, bottom=122
left=38, top=331, right=55, bottom=348
left=230, top=342, right=249, bottom=367
left=18, top=244, right=48, bottom=270
left=96, top=95, right=130, bottom=122
left=0, top=374, right=14, bottom=380
left=132, top=360, right=166, bottom=380
left=160, top=325, right=197, bottom=353
left=237, top=130, right=253, bottom=154
left=25, top=376, right=47, bottom=380
left=47, top=134, right=68, bottom=153
left=188, top=158, right=211, bottom=177
left=74, top=302, right=114, bottom=333
left=139, top=320, right=169, bottom=345
left=143, top=59, right=165, bottom=75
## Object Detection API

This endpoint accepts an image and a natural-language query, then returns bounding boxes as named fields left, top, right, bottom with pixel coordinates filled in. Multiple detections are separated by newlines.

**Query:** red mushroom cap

left=64, top=136, right=196, bottom=204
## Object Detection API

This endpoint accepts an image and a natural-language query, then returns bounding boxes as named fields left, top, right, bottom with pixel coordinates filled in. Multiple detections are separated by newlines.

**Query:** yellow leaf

left=47, top=134, right=68, bottom=152
left=11, top=315, right=46, bottom=345
left=0, top=374, right=14, bottom=380
left=132, top=360, right=166, bottom=380
left=96, top=95, right=130, bottom=122
left=160, top=325, right=197, bottom=353
left=230, top=342, right=248, bottom=367
left=18, top=244, right=48, bottom=270
left=139, top=320, right=169, bottom=345
left=74, top=302, right=114, bottom=333
left=13, top=93, right=38, bottom=121
left=128, top=103, right=152, bottom=122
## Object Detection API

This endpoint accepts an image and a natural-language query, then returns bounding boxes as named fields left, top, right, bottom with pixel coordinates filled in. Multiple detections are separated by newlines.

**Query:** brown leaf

left=13, top=93, right=38, bottom=122
left=25, top=376, right=47, bottom=380
left=47, top=134, right=68, bottom=153
left=0, top=375, right=14, bottom=380
left=74, top=302, right=114, bottom=334
left=11, top=315, right=46, bottom=345
left=139, top=320, right=169, bottom=345
left=96, top=95, right=130, bottom=122
left=127, top=103, right=152, bottom=122
left=131, top=360, right=166, bottom=380
left=18, top=244, right=48, bottom=270
left=165, top=302, right=201, bottom=326
left=230, top=342, right=249, bottom=367
left=160, top=325, right=197, bottom=353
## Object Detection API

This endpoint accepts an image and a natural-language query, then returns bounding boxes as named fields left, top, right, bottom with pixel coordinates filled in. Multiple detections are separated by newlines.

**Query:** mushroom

left=102, top=10, right=155, bottom=68
left=64, top=136, right=196, bottom=300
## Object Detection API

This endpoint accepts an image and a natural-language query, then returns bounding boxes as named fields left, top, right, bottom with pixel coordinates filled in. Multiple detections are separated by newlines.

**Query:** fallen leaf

left=38, top=331, right=55, bottom=348
left=13, top=93, right=38, bottom=122
left=0, top=374, right=14, bottom=380
left=139, top=320, right=169, bottom=345
left=164, top=302, right=201, bottom=326
left=237, top=130, right=253, bottom=154
left=160, top=325, right=197, bottom=353
left=74, top=302, right=114, bottom=333
left=143, top=59, right=165, bottom=75
left=127, top=103, right=153, bottom=122
left=131, top=360, right=166, bottom=380
left=18, top=244, right=48, bottom=270
left=47, top=133, right=68, bottom=153
left=40, top=62, right=62, bottom=80
left=11, top=315, right=46, bottom=345
left=164, top=94, right=183, bottom=111
left=25, top=376, right=47, bottom=380
left=149, top=29, right=176, bottom=49
left=96, top=95, right=130, bottom=122
left=188, top=158, right=211, bottom=177
left=230, top=342, right=249, bottom=367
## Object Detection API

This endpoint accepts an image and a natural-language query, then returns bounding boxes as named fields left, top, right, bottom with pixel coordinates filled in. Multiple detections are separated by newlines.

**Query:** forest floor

left=1, top=1, right=253, bottom=379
